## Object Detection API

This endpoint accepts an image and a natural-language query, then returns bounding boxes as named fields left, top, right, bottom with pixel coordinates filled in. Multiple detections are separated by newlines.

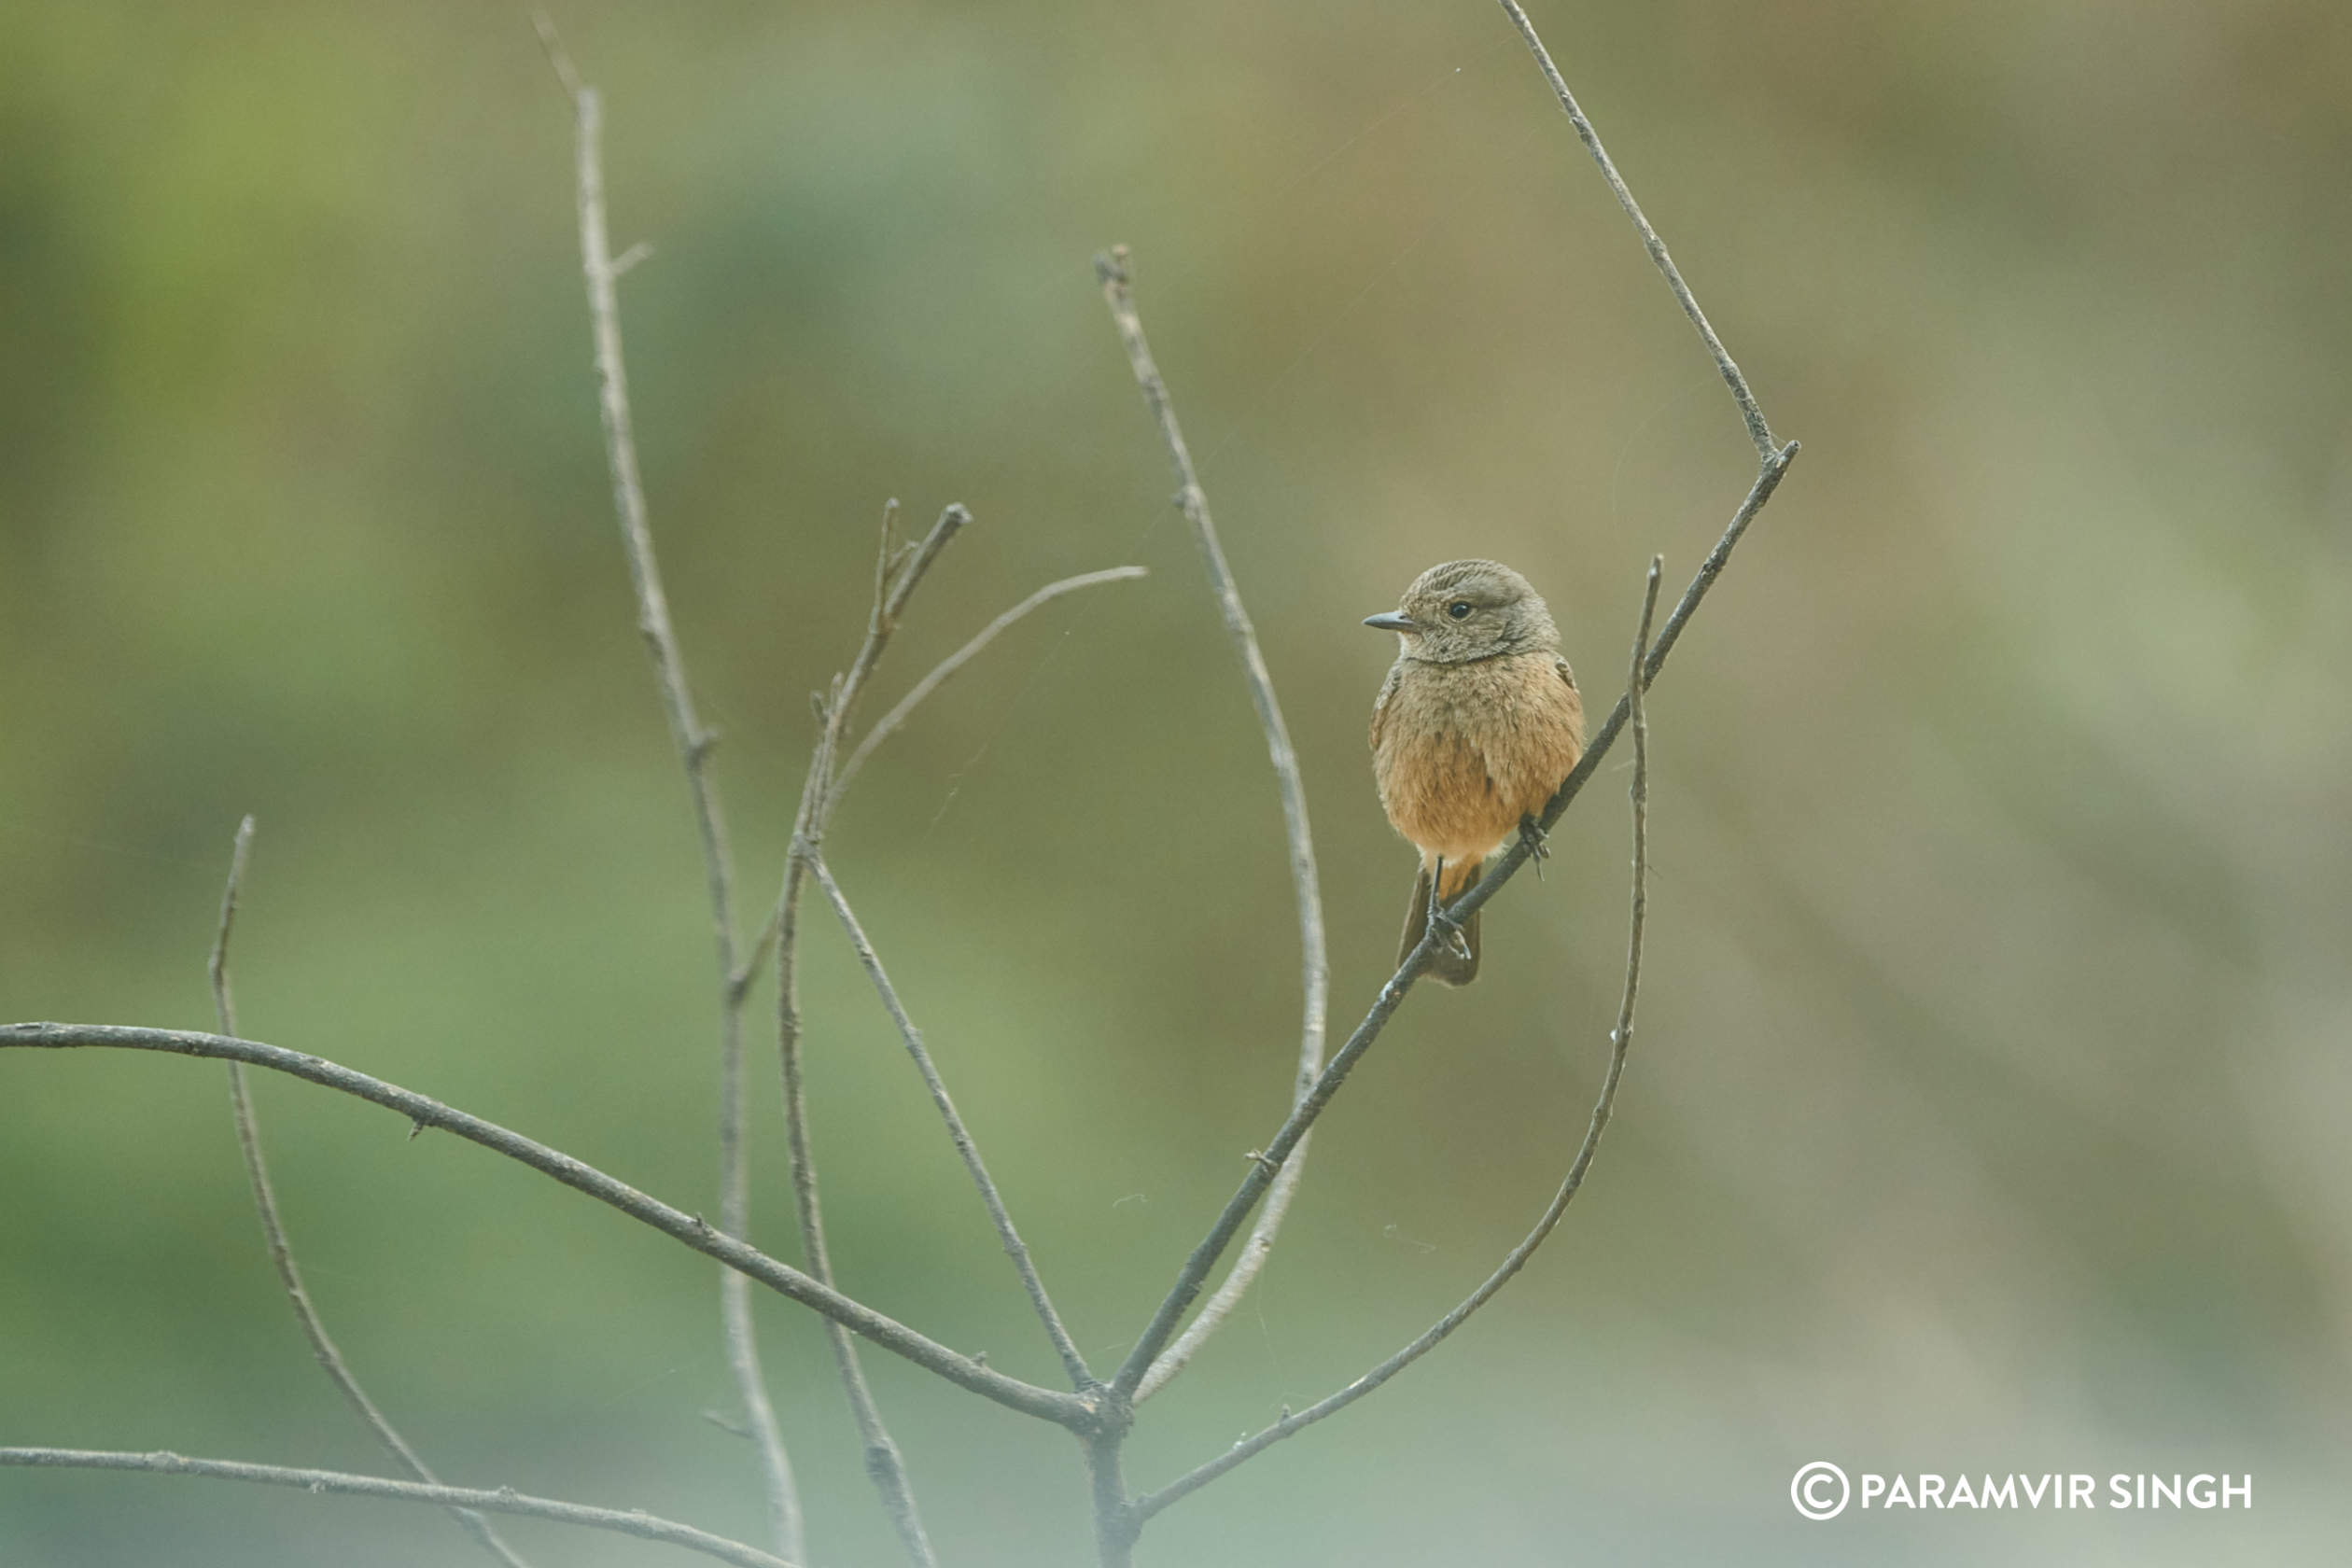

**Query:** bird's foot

left=1519, top=816, right=1550, bottom=880
left=1425, top=862, right=1474, bottom=962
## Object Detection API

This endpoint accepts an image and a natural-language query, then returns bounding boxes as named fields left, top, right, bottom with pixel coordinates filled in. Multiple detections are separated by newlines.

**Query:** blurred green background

left=5, top=1, right=2348, bottom=1563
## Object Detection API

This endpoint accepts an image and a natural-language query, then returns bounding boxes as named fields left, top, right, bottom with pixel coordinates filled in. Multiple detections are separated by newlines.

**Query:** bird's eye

left=1447, top=601, right=1473, bottom=621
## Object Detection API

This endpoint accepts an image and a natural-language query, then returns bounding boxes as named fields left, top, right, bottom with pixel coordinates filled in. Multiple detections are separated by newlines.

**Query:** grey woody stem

left=538, top=13, right=805, bottom=1552
left=828, top=565, right=1149, bottom=807
left=1106, top=452, right=1785, bottom=1412
left=0, top=1449, right=795, bottom=1568
left=1133, top=557, right=1661, bottom=1521
left=769, top=501, right=971, bottom=1568
left=810, top=857, right=1094, bottom=1386
left=209, top=819, right=533, bottom=1568
left=1106, top=0, right=1799, bottom=1459
left=1096, top=245, right=1332, bottom=1406
left=1, top=1023, right=1092, bottom=1432
left=1497, top=0, right=1777, bottom=463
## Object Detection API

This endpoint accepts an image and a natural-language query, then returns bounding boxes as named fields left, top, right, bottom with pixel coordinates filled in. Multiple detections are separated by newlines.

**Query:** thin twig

left=1134, top=557, right=1661, bottom=1522
left=537, top=12, right=805, bottom=1552
left=1497, top=0, right=1776, bottom=464
left=769, top=504, right=972, bottom=1568
left=208, top=819, right=531, bottom=1568
left=0, top=1448, right=796, bottom=1568
left=810, top=857, right=1093, bottom=1387
left=0, top=1022, right=1094, bottom=1432
left=1096, top=245, right=1331, bottom=1406
left=206, top=816, right=255, bottom=1031
left=828, top=565, right=1150, bottom=806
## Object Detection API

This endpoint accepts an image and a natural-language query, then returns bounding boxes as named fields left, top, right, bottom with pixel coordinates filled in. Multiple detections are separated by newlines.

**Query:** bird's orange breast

left=1371, top=652, right=1584, bottom=871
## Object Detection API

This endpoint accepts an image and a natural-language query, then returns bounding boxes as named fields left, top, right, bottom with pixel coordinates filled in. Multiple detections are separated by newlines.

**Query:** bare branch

left=1455, top=441, right=1795, bottom=925
left=1111, top=441, right=1791, bottom=1432
left=205, top=815, right=255, bottom=1029
left=1085, top=1431, right=1140, bottom=1568
left=0, top=1023, right=1094, bottom=1432
left=0, top=1448, right=796, bottom=1568
left=539, top=16, right=805, bottom=1550
left=1135, top=558, right=1662, bottom=1523
left=767, top=506, right=973, bottom=1568
left=1112, top=19, right=1799, bottom=1398
left=207, top=820, right=531, bottom=1568
left=809, top=857, right=1093, bottom=1387
left=1095, top=245, right=1331, bottom=1404
left=829, top=565, right=1150, bottom=805
left=1497, top=0, right=1776, bottom=462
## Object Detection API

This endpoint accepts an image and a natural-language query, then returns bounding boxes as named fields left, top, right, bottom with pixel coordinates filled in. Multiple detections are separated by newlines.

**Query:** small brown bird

left=1366, top=560, right=1585, bottom=986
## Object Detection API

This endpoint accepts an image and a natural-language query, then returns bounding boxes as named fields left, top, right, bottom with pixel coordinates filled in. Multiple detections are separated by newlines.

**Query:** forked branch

left=536, top=11, right=803, bottom=1555
left=210, top=819, right=531, bottom=1568
left=1135, top=558, right=1662, bottom=1521
left=765, top=499, right=1139, bottom=1563
left=1095, top=246, right=1332, bottom=1405
left=811, top=857, right=1093, bottom=1387
left=829, top=565, right=1149, bottom=805
left=1103, top=0, right=1799, bottom=1459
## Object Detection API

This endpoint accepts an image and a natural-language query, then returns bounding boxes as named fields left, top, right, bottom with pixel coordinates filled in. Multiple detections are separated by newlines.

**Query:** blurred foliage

left=4, top=1, right=2349, bottom=1564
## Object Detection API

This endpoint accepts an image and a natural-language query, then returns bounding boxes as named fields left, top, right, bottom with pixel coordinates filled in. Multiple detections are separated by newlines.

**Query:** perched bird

left=1365, top=560, right=1585, bottom=986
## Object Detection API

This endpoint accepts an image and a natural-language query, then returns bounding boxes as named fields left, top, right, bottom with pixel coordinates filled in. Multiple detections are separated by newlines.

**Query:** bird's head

left=1364, top=559, right=1559, bottom=664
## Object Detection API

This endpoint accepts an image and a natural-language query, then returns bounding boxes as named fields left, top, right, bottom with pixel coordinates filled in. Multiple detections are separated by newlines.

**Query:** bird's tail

left=1396, top=856, right=1481, bottom=987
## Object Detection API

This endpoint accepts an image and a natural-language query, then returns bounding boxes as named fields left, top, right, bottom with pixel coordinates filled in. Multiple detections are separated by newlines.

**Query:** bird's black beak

left=1363, top=611, right=1416, bottom=633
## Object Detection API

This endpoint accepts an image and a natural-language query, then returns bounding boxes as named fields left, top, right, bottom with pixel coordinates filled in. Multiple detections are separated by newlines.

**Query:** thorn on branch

left=701, top=1411, right=755, bottom=1441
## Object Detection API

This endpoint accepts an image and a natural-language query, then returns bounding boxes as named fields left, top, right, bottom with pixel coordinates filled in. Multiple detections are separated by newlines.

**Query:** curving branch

left=828, top=565, right=1149, bottom=806
left=1095, top=245, right=1332, bottom=1406
left=761, top=497, right=1141, bottom=1562
left=1104, top=3, right=1800, bottom=1410
left=809, top=857, right=1091, bottom=1385
left=771, top=499, right=969, bottom=1568
left=0, top=1449, right=795, bottom=1568
left=208, top=819, right=531, bottom=1568
left=533, top=12, right=803, bottom=1555
left=0, top=1022, right=1093, bottom=1432
left=1104, top=455, right=1783, bottom=1411
left=1134, top=558, right=1661, bottom=1522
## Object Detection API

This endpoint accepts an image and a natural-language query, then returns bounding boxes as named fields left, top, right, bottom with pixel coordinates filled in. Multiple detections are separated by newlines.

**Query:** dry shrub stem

left=829, top=565, right=1149, bottom=805
left=1133, top=559, right=1661, bottom=1521
left=0, top=1449, right=797, bottom=1568
left=210, top=820, right=532, bottom=1568
left=538, top=12, right=805, bottom=1552
left=1095, top=246, right=1333, bottom=1407
left=1497, top=0, right=1777, bottom=462
left=0, top=1021, right=1090, bottom=1430
left=810, top=857, right=1091, bottom=1384
left=772, top=501, right=958, bottom=1568
left=763, top=497, right=1141, bottom=1563
left=6, top=7, right=1797, bottom=1564
left=1090, top=4, right=1796, bottom=1550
